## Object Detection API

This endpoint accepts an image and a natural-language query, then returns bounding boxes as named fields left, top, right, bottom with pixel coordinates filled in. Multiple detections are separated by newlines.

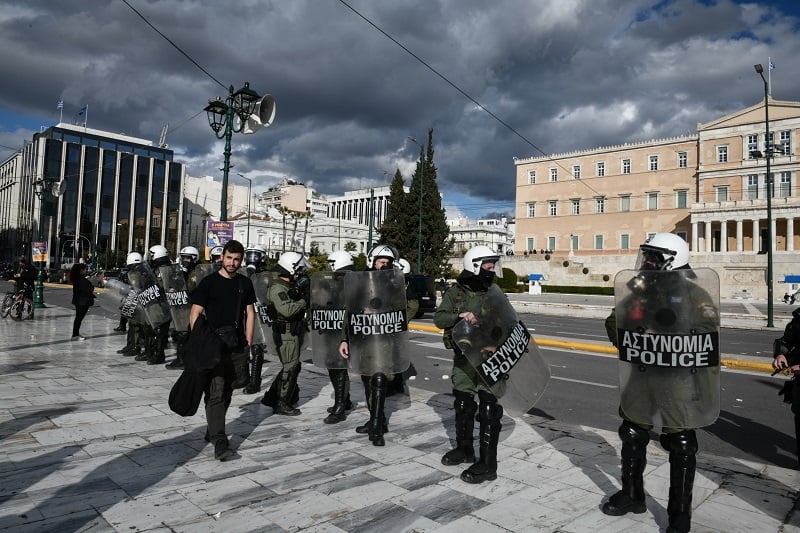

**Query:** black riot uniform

left=242, top=246, right=268, bottom=394
left=137, top=246, right=172, bottom=365
left=165, top=246, right=200, bottom=370
left=602, top=233, right=719, bottom=533
left=117, top=253, right=145, bottom=358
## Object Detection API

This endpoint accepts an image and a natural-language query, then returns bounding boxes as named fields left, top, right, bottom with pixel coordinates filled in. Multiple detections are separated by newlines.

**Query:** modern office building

left=0, top=123, right=184, bottom=267
left=326, top=185, right=407, bottom=229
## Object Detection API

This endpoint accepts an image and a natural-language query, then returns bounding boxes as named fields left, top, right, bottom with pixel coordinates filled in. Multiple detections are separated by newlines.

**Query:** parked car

left=409, top=274, right=437, bottom=318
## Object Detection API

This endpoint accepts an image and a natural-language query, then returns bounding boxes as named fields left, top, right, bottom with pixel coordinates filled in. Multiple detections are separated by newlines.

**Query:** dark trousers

left=73, top=305, right=90, bottom=337
left=203, top=354, right=236, bottom=444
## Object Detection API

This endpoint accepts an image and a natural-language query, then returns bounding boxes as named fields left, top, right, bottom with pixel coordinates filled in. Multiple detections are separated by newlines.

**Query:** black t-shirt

left=191, top=272, right=257, bottom=334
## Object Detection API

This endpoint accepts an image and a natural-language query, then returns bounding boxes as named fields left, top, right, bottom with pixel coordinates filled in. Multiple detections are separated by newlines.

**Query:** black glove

left=288, top=275, right=310, bottom=301
left=290, top=320, right=309, bottom=336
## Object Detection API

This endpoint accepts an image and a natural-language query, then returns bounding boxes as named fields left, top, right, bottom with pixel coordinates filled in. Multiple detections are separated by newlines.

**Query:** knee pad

left=453, top=391, right=477, bottom=414
left=371, top=372, right=388, bottom=388
left=479, top=400, right=503, bottom=423
left=619, top=420, right=650, bottom=448
left=477, top=390, right=498, bottom=405
left=662, top=430, right=697, bottom=466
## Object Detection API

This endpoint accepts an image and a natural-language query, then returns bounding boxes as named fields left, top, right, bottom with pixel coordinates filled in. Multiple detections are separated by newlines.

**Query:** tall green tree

left=378, top=169, right=414, bottom=255
left=406, top=129, right=451, bottom=276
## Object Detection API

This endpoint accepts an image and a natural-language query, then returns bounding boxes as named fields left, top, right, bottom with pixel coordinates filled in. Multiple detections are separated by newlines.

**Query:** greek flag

left=78, top=106, right=87, bottom=116
left=769, top=60, right=775, bottom=70
left=56, top=99, right=63, bottom=109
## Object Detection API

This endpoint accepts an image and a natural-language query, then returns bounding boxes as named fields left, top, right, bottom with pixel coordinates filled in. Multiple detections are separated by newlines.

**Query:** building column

left=705, top=220, right=712, bottom=252
left=771, top=216, right=777, bottom=252
left=752, top=218, right=760, bottom=252
left=736, top=219, right=743, bottom=252
left=720, top=219, right=727, bottom=253
left=692, top=221, right=699, bottom=252
left=788, top=217, right=795, bottom=252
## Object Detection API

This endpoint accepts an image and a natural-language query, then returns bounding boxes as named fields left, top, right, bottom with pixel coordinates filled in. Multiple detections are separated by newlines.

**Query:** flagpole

left=768, top=57, right=772, bottom=96
left=84, top=104, right=88, bottom=129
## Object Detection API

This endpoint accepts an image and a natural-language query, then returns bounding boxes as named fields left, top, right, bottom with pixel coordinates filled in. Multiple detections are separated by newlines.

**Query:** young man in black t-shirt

left=189, top=240, right=256, bottom=461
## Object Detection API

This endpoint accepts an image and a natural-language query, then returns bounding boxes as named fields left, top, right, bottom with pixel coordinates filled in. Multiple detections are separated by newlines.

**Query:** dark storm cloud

left=0, top=0, right=797, bottom=216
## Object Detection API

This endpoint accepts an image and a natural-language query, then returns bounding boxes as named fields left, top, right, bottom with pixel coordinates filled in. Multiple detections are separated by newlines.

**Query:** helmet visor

left=480, top=256, right=503, bottom=278
left=635, top=245, right=672, bottom=271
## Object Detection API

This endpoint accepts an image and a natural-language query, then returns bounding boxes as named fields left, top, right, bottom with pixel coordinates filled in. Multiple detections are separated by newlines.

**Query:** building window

left=549, top=200, right=557, bottom=216
left=527, top=202, right=535, bottom=217
left=548, top=236, right=556, bottom=251
left=747, top=134, right=758, bottom=158
left=596, top=161, right=605, bottom=177
left=620, top=234, right=630, bottom=250
left=676, top=190, right=688, bottom=209
left=571, top=199, right=580, bottom=215
left=715, top=186, right=728, bottom=202
left=747, top=175, right=759, bottom=199
left=528, top=170, right=536, bottom=184
left=550, top=168, right=558, bottom=182
left=595, top=234, right=603, bottom=250
left=647, top=192, right=658, bottom=210
left=779, top=130, right=791, bottom=156
left=572, top=164, right=581, bottom=179
left=649, top=155, right=658, bottom=171
left=677, top=151, right=687, bottom=168
left=595, top=197, right=605, bottom=213
left=622, top=158, right=631, bottom=174
left=620, top=195, right=631, bottom=212
left=717, top=145, right=728, bottom=163
left=570, top=234, right=579, bottom=251
left=779, top=171, right=791, bottom=197
left=526, top=237, right=534, bottom=251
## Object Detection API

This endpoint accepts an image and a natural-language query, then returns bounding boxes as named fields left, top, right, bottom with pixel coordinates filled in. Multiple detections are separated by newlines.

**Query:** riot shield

left=343, top=269, right=410, bottom=376
left=450, top=284, right=550, bottom=416
left=309, top=271, right=349, bottom=370
left=126, top=263, right=171, bottom=328
left=97, top=278, right=144, bottom=322
left=249, top=271, right=274, bottom=348
left=158, top=264, right=191, bottom=332
left=192, top=263, right=218, bottom=287
left=614, top=268, right=721, bottom=429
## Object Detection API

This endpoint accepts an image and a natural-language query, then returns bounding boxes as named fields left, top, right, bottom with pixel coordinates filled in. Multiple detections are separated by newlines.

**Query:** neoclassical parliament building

left=514, top=97, right=800, bottom=298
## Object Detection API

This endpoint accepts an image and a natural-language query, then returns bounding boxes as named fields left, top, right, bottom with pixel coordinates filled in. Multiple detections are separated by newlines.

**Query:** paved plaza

left=1, top=304, right=799, bottom=532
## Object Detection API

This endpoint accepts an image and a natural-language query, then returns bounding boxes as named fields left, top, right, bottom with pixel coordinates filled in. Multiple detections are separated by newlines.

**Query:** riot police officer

left=117, top=252, right=145, bottom=357
left=165, top=246, right=200, bottom=370
left=210, top=246, right=224, bottom=266
left=242, top=245, right=268, bottom=393
left=260, top=251, right=309, bottom=415
left=139, top=245, right=172, bottom=365
left=434, top=246, right=504, bottom=483
left=602, top=233, right=719, bottom=533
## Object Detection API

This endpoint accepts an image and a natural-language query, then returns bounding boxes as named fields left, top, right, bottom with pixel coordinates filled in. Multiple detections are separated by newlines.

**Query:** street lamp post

left=408, top=136, right=424, bottom=274
left=754, top=63, right=774, bottom=328
left=236, top=173, right=252, bottom=247
left=204, top=82, right=262, bottom=221
left=32, top=178, right=55, bottom=308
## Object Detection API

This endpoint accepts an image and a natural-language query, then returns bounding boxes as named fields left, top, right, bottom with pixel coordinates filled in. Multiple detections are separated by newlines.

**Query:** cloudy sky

left=1, top=0, right=798, bottom=220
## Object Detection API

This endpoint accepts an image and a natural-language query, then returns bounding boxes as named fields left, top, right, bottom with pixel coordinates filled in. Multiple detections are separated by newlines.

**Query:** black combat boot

left=118, top=327, right=135, bottom=355
left=244, top=348, right=264, bottom=394
left=356, top=374, right=372, bottom=434
left=663, top=430, right=697, bottom=533
left=442, top=392, right=477, bottom=465
left=274, top=367, right=301, bottom=416
left=368, top=373, right=388, bottom=446
left=461, top=399, right=502, bottom=483
left=602, top=420, right=650, bottom=516
left=147, top=335, right=166, bottom=365
left=324, top=369, right=349, bottom=424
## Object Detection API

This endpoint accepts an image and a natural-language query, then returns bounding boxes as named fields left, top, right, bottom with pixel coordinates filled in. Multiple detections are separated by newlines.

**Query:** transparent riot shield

left=157, top=264, right=191, bottom=332
left=343, top=269, right=410, bottom=376
left=127, top=263, right=171, bottom=328
left=98, top=278, right=144, bottom=323
left=450, top=284, right=550, bottom=416
left=309, top=271, right=348, bottom=370
left=192, top=263, right=218, bottom=288
left=614, top=268, right=721, bottom=429
left=249, top=271, right=274, bottom=348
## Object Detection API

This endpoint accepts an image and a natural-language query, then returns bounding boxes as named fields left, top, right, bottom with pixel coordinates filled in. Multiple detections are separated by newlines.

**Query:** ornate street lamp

left=32, top=177, right=63, bottom=307
left=408, top=136, right=424, bottom=274
left=204, top=83, right=275, bottom=221
left=754, top=64, right=774, bottom=327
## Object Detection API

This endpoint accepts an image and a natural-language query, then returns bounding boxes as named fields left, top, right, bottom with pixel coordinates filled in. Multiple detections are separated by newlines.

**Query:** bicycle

left=2, top=289, right=33, bottom=320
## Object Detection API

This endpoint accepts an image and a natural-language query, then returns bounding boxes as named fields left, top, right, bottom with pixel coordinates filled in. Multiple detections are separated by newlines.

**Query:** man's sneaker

left=214, top=440, right=234, bottom=461
left=70, top=336, right=86, bottom=341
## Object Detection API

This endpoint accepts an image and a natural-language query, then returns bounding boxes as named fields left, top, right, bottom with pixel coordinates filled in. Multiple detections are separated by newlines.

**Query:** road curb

left=408, top=322, right=774, bottom=374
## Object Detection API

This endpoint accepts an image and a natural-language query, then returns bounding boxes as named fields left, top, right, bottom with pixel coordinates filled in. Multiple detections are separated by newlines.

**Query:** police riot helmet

left=635, top=233, right=689, bottom=271
left=276, top=251, right=310, bottom=277
left=179, top=246, right=199, bottom=271
left=244, top=246, right=266, bottom=269
left=396, top=258, right=412, bottom=275
left=126, top=252, right=143, bottom=266
left=209, top=246, right=224, bottom=262
left=367, top=244, right=396, bottom=270
left=148, top=245, right=169, bottom=263
left=326, top=250, right=354, bottom=272
left=463, top=246, right=502, bottom=277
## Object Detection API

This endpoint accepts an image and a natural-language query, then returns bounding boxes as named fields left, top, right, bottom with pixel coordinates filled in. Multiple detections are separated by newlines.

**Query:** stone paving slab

left=0, top=305, right=798, bottom=532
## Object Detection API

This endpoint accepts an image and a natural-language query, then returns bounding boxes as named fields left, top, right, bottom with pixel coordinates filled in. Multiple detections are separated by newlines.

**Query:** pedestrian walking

left=70, top=262, right=94, bottom=340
